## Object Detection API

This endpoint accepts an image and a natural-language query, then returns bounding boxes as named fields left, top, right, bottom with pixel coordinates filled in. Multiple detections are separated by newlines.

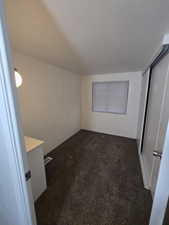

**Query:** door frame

left=0, top=1, right=36, bottom=224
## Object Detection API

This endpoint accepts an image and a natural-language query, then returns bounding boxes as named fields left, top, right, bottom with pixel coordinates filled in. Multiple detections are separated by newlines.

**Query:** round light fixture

left=14, top=69, right=23, bottom=88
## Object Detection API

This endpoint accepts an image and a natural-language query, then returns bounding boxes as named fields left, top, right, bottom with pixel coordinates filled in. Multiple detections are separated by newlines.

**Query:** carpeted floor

left=35, top=130, right=152, bottom=225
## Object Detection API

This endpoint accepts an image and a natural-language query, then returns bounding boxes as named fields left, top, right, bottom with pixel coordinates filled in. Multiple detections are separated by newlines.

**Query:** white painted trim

left=0, top=1, right=36, bottom=225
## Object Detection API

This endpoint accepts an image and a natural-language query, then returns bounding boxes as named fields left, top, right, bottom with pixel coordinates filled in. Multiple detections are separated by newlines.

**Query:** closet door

left=142, top=53, right=169, bottom=194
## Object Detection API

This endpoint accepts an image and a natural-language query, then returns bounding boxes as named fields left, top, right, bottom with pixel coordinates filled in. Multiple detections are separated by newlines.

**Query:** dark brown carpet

left=35, top=130, right=152, bottom=225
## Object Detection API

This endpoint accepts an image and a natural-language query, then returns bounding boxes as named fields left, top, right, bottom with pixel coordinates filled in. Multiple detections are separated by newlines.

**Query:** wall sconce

left=14, top=68, right=23, bottom=88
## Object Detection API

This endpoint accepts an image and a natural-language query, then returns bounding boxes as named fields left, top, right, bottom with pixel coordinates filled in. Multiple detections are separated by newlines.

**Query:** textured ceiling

left=5, top=0, right=169, bottom=74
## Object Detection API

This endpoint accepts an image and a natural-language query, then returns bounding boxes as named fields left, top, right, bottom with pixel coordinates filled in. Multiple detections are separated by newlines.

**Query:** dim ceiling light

left=14, top=68, right=23, bottom=88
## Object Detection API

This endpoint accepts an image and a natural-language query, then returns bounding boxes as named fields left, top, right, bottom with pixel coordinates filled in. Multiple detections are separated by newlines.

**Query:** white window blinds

left=92, top=81, right=129, bottom=114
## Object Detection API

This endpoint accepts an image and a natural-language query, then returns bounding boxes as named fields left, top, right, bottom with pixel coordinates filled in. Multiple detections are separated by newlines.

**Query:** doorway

left=1, top=0, right=169, bottom=224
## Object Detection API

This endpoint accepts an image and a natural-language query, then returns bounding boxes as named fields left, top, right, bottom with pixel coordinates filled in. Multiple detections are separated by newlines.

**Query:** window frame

left=92, top=80, right=129, bottom=115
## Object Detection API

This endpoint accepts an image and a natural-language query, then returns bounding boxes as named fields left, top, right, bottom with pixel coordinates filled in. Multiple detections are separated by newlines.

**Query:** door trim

left=0, top=1, right=36, bottom=224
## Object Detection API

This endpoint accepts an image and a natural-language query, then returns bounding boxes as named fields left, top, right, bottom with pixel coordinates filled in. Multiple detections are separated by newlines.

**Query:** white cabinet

left=24, top=136, right=47, bottom=201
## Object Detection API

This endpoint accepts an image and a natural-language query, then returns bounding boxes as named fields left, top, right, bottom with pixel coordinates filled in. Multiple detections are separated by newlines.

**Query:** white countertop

left=24, top=136, right=44, bottom=153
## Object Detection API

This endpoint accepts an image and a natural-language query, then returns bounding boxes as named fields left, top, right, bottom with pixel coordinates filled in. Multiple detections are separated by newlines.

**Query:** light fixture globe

left=14, top=69, right=23, bottom=88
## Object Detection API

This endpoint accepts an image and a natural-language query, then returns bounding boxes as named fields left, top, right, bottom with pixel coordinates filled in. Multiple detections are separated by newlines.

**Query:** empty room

left=1, top=0, right=169, bottom=225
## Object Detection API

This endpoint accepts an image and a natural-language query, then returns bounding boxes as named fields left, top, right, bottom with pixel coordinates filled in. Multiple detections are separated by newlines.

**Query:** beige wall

left=81, top=72, right=142, bottom=139
left=13, top=51, right=142, bottom=154
left=14, top=52, right=81, bottom=154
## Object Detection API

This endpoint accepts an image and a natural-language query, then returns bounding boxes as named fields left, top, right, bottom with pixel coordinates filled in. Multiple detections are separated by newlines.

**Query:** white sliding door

left=141, top=53, right=169, bottom=193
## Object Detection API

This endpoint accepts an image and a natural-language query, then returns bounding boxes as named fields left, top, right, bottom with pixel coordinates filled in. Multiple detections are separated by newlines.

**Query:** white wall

left=13, top=52, right=81, bottom=154
left=81, top=72, right=142, bottom=139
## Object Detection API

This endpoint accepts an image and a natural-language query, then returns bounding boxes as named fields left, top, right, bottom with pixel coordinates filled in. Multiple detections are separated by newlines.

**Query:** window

left=92, top=81, right=129, bottom=114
